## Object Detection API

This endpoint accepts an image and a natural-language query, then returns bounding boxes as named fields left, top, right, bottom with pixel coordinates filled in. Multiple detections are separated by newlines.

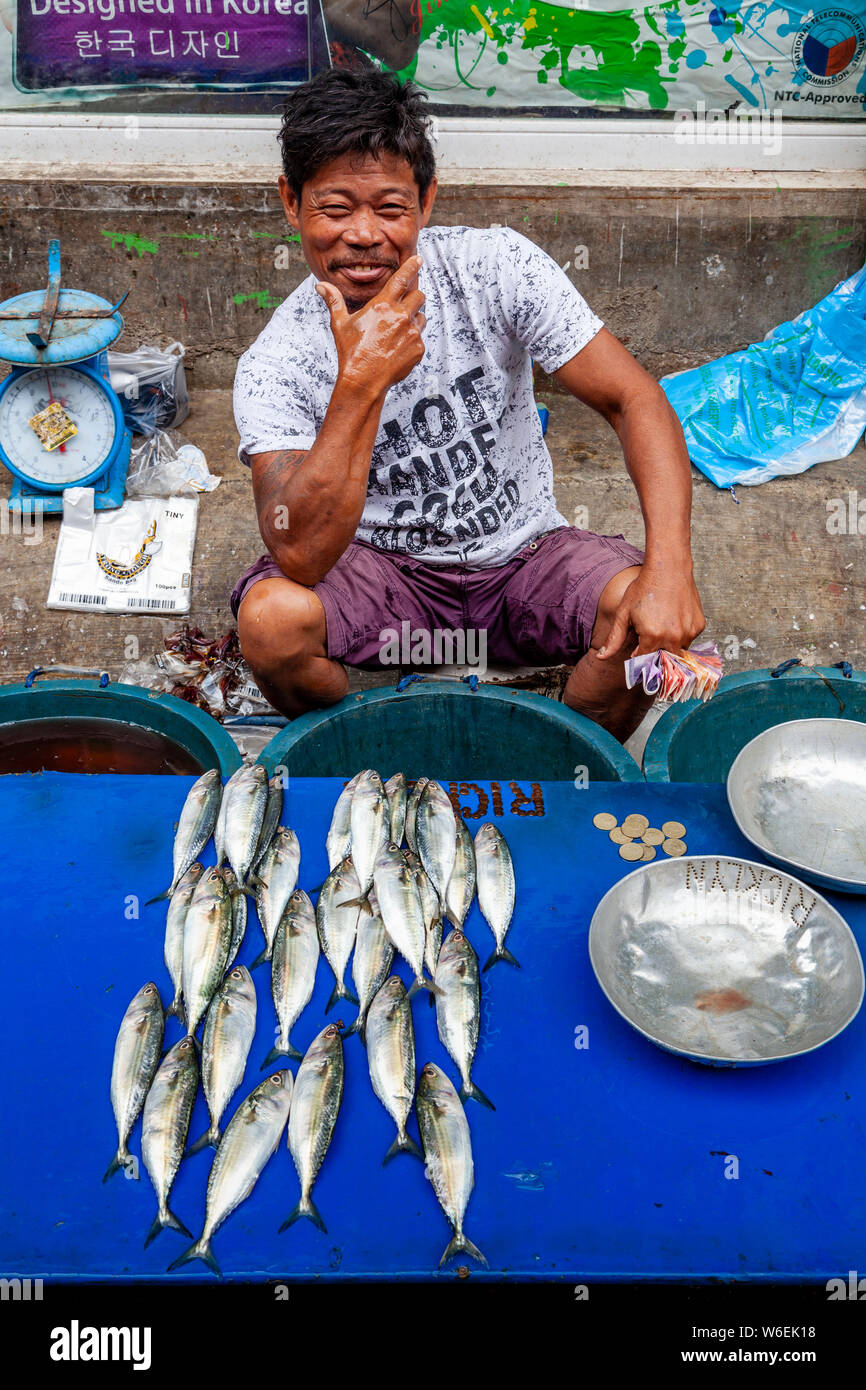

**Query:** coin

left=662, top=838, right=687, bottom=857
left=661, top=821, right=686, bottom=839
left=641, top=828, right=665, bottom=846
left=640, top=845, right=657, bottom=861
left=609, top=827, right=631, bottom=844
left=619, top=842, right=645, bottom=862
left=593, top=812, right=618, bottom=831
left=622, top=813, right=649, bottom=836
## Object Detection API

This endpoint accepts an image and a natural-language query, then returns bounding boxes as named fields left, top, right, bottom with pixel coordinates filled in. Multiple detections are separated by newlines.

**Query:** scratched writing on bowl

left=682, top=858, right=816, bottom=929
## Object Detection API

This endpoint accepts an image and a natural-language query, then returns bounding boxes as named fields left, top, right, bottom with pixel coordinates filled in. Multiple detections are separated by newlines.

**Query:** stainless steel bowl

left=727, top=717, right=866, bottom=894
left=588, top=855, right=864, bottom=1066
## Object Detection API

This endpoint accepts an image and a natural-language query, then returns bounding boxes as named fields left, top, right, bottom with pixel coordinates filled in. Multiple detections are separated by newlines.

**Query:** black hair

left=278, top=68, right=436, bottom=203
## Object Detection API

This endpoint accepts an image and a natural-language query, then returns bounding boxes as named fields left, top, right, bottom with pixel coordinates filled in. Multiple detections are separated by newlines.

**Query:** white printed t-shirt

left=233, top=224, right=604, bottom=568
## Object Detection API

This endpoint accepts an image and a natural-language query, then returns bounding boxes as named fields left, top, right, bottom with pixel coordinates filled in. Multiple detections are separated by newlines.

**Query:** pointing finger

left=383, top=255, right=423, bottom=301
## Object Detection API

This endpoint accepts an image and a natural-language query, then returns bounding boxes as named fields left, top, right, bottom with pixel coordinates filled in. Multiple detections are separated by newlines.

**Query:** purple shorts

left=229, top=526, right=644, bottom=669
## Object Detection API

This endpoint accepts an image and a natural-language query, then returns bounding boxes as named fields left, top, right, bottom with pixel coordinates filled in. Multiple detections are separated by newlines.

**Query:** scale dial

left=0, top=365, right=119, bottom=488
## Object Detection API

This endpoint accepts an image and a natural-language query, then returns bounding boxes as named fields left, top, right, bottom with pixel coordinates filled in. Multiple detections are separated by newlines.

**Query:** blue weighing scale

left=0, top=239, right=131, bottom=513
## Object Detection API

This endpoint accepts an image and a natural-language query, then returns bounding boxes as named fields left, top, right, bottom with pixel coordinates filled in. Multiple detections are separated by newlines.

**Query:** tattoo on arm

left=252, top=449, right=308, bottom=539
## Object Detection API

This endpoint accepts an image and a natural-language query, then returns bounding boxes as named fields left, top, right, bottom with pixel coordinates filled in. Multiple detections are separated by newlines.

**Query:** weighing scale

left=0, top=240, right=132, bottom=513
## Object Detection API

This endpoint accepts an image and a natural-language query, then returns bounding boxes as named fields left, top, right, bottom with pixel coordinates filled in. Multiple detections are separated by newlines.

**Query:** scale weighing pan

left=588, top=854, right=863, bottom=1067
left=727, top=717, right=866, bottom=895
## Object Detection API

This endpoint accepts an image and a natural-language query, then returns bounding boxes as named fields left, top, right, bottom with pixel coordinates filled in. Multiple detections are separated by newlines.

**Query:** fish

left=251, top=775, right=284, bottom=873
left=347, top=769, right=389, bottom=910
left=342, top=892, right=394, bottom=1044
left=366, top=977, right=423, bottom=1163
left=221, top=866, right=247, bottom=970
left=415, top=779, right=457, bottom=912
left=252, top=827, right=301, bottom=969
left=413, top=858, right=443, bottom=982
left=435, top=929, right=494, bottom=1110
left=404, top=776, right=429, bottom=856
left=474, top=823, right=519, bottom=970
left=182, top=866, right=234, bottom=1037
left=187, top=965, right=257, bottom=1156
left=261, top=890, right=319, bottom=1066
left=316, top=856, right=361, bottom=1012
left=280, top=1023, right=344, bottom=1234
left=168, top=1070, right=293, bottom=1277
left=216, top=763, right=269, bottom=890
left=326, top=770, right=361, bottom=871
left=384, top=772, right=407, bottom=847
left=416, top=1062, right=487, bottom=1268
left=372, top=842, right=439, bottom=997
left=146, top=768, right=222, bottom=904
left=141, top=1036, right=199, bottom=1245
left=163, top=861, right=203, bottom=1024
left=103, top=982, right=164, bottom=1182
left=445, top=815, right=476, bottom=930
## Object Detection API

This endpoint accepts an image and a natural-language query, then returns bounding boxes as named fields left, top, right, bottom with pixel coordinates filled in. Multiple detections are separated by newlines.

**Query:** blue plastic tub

left=643, top=665, right=866, bottom=783
left=0, top=676, right=242, bottom=777
left=258, top=680, right=643, bottom=782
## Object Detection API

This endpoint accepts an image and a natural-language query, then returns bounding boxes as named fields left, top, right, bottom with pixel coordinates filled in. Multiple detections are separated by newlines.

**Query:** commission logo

left=792, top=8, right=866, bottom=86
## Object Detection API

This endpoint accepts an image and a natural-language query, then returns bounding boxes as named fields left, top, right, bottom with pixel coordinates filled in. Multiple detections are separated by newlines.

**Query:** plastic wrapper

left=126, top=429, right=220, bottom=499
left=108, top=342, right=189, bottom=435
left=154, top=625, right=274, bottom=719
left=625, top=641, right=722, bottom=704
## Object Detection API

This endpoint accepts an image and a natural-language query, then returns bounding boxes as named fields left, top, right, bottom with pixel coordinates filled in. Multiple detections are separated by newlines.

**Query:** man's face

left=280, top=151, right=437, bottom=312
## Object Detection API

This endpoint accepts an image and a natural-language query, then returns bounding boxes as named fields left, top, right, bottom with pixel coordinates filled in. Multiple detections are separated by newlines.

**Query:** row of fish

left=105, top=765, right=519, bottom=1272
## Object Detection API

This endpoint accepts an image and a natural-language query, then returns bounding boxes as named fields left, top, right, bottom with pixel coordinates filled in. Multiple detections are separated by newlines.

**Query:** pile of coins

left=592, top=811, right=687, bottom=862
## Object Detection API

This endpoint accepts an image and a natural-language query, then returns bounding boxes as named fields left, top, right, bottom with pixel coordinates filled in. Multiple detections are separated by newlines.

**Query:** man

left=231, top=67, right=706, bottom=742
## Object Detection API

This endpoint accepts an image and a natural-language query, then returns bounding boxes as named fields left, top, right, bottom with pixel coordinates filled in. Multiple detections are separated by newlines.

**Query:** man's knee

left=591, top=563, right=642, bottom=648
left=237, top=577, right=326, bottom=675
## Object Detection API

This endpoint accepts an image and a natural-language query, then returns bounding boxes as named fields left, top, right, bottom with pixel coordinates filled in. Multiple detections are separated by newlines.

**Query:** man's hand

left=598, top=561, right=706, bottom=661
left=316, top=255, right=426, bottom=400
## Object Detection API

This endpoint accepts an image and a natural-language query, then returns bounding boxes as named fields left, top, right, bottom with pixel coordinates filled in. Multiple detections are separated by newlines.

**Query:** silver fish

left=404, top=776, right=429, bottom=856
left=413, top=859, right=443, bottom=980
left=366, top=977, right=422, bottom=1163
left=281, top=1023, right=344, bottom=1234
left=187, top=964, right=257, bottom=1155
left=141, top=1035, right=199, bottom=1245
left=251, top=775, right=284, bottom=873
left=384, top=772, right=408, bottom=846
left=253, top=827, right=301, bottom=968
left=348, top=769, right=389, bottom=906
left=326, top=771, right=361, bottom=871
left=435, top=929, right=494, bottom=1110
left=416, top=1061, right=487, bottom=1268
left=147, top=768, right=222, bottom=904
left=163, top=861, right=203, bottom=1024
left=216, top=763, right=269, bottom=889
left=416, top=779, right=457, bottom=910
left=373, top=842, right=438, bottom=997
left=316, top=856, right=361, bottom=1012
left=104, top=982, right=164, bottom=1182
left=474, top=823, right=519, bottom=970
left=445, top=815, right=476, bottom=930
left=262, top=890, right=319, bottom=1065
left=168, top=1070, right=293, bottom=1277
left=343, top=892, right=394, bottom=1044
left=182, top=867, right=233, bottom=1036
left=221, top=865, right=247, bottom=970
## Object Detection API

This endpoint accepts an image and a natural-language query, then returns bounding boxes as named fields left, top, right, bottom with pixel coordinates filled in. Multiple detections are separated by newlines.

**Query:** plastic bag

left=108, top=342, right=189, bottom=435
left=126, top=428, right=220, bottom=498
left=660, top=265, right=866, bottom=487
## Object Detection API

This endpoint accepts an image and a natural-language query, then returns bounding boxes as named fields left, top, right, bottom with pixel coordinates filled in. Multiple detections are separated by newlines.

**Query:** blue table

left=1, top=774, right=863, bottom=1282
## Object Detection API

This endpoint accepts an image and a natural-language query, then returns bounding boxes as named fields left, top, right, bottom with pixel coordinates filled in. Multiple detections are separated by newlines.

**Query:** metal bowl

left=588, top=855, right=864, bottom=1066
left=727, top=718, right=866, bottom=894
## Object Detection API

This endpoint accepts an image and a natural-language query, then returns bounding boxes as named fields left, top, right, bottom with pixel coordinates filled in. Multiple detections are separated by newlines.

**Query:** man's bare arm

left=251, top=255, right=426, bottom=588
left=554, top=327, right=705, bottom=657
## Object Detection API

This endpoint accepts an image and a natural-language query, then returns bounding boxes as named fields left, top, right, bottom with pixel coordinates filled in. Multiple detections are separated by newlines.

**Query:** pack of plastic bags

left=661, top=265, right=866, bottom=487
left=625, top=642, right=722, bottom=703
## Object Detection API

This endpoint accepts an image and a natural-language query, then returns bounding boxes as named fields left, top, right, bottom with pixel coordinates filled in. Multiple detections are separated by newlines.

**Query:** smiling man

left=231, top=67, right=706, bottom=741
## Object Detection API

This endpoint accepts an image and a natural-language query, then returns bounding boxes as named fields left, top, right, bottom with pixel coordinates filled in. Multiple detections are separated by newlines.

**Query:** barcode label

left=127, top=598, right=179, bottom=610
left=57, top=593, right=108, bottom=606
